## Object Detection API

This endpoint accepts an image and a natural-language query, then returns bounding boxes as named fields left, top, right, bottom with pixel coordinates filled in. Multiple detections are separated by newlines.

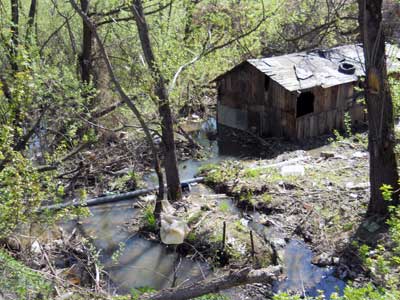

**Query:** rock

left=352, top=151, right=368, bottom=159
left=201, top=204, right=211, bottom=211
left=332, top=257, right=340, bottom=265
left=57, top=292, right=74, bottom=300
left=311, top=252, right=331, bottom=267
left=338, top=264, right=350, bottom=279
left=276, top=249, right=285, bottom=264
left=345, top=182, right=370, bottom=190
left=31, top=241, right=42, bottom=255
left=258, top=215, right=280, bottom=227
left=0, top=237, right=21, bottom=252
left=320, top=151, right=335, bottom=159
left=350, top=193, right=358, bottom=199
left=280, top=165, right=305, bottom=177
left=240, top=218, right=249, bottom=227
left=270, top=237, right=286, bottom=249
left=345, top=182, right=354, bottom=189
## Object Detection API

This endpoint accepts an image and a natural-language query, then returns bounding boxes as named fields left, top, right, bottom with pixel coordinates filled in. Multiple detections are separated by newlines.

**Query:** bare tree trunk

left=79, top=0, right=93, bottom=84
left=68, top=0, right=165, bottom=211
left=10, top=0, right=19, bottom=72
left=26, top=0, right=37, bottom=37
left=131, top=0, right=182, bottom=202
left=358, top=0, right=399, bottom=216
left=145, top=266, right=280, bottom=300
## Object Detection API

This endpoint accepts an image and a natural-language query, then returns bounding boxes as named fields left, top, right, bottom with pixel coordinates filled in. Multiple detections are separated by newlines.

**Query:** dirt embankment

left=198, top=136, right=374, bottom=282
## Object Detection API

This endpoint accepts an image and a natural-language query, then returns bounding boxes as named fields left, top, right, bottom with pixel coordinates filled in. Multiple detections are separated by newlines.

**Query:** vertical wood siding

left=217, top=63, right=365, bottom=140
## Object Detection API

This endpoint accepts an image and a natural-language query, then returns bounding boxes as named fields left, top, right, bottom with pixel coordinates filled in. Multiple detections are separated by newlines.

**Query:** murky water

left=63, top=200, right=210, bottom=294
left=145, top=119, right=231, bottom=186
left=248, top=213, right=345, bottom=298
left=275, top=240, right=345, bottom=298
left=65, top=118, right=346, bottom=297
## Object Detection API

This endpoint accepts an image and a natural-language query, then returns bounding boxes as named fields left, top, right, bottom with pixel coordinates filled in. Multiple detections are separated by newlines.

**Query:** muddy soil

left=199, top=134, right=374, bottom=287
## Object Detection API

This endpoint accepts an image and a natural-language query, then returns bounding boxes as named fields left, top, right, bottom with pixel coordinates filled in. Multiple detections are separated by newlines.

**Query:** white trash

left=280, top=165, right=305, bottom=177
left=160, top=200, right=189, bottom=245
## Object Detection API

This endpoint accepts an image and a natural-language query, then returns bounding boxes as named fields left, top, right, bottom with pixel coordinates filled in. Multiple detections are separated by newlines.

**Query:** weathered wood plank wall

left=217, top=63, right=365, bottom=140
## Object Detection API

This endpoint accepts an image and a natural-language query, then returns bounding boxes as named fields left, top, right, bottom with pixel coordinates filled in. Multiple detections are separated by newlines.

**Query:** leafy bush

left=0, top=126, right=50, bottom=237
left=390, top=75, right=400, bottom=119
left=0, top=250, right=53, bottom=299
left=143, top=205, right=157, bottom=231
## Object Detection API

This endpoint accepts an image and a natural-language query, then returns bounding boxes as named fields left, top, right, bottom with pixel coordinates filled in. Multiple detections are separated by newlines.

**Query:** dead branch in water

left=144, top=266, right=281, bottom=300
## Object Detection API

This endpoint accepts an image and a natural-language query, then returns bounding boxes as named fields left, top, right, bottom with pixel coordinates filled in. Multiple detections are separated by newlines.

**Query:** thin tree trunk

left=68, top=0, right=165, bottom=211
left=131, top=0, right=182, bottom=201
left=10, top=0, right=19, bottom=72
left=358, top=0, right=399, bottom=216
left=26, top=0, right=37, bottom=38
left=79, top=0, right=93, bottom=84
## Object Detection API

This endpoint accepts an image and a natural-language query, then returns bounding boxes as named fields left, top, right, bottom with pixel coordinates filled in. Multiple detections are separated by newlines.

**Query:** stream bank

left=54, top=118, right=374, bottom=299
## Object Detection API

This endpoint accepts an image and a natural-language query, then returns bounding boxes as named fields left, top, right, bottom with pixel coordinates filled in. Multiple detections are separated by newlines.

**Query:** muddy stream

left=65, top=119, right=345, bottom=298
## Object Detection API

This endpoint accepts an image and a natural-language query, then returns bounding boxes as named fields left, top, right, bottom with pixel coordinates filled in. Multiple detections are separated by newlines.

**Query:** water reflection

left=63, top=200, right=210, bottom=294
left=275, top=240, right=345, bottom=298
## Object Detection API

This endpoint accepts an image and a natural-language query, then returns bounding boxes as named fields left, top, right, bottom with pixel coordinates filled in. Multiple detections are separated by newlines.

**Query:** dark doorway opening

left=264, top=76, right=270, bottom=91
left=297, top=91, right=314, bottom=117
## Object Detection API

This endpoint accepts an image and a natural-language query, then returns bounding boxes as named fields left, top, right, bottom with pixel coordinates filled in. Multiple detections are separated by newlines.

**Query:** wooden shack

left=215, top=44, right=400, bottom=140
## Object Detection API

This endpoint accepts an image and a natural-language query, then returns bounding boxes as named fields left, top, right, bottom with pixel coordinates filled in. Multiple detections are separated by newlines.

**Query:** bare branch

left=145, top=266, right=280, bottom=300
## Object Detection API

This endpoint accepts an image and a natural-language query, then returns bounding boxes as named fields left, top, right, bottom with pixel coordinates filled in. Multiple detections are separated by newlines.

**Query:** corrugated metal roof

left=222, top=44, right=400, bottom=92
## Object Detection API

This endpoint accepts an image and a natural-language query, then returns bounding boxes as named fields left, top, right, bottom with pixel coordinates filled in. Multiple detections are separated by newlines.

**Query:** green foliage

left=130, top=286, right=156, bottom=300
left=261, top=193, right=273, bottom=203
left=274, top=284, right=400, bottom=300
left=218, top=201, right=230, bottom=213
left=143, top=205, right=157, bottom=231
left=204, top=161, right=242, bottom=184
left=198, top=163, right=219, bottom=174
left=0, top=12, right=92, bottom=239
left=234, top=220, right=247, bottom=233
left=380, top=184, right=394, bottom=201
left=111, top=242, right=126, bottom=264
left=334, top=284, right=400, bottom=300
left=344, top=112, right=352, bottom=137
left=273, top=293, right=301, bottom=300
left=0, top=250, right=53, bottom=299
left=390, top=75, right=400, bottom=119
left=355, top=184, right=400, bottom=288
left=244, top=168, right=263, bottom=178
left=186, top=231, right=197, bottom=243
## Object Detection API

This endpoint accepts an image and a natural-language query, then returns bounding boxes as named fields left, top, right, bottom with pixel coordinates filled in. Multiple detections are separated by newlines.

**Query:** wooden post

left=222, top=221, right=226, bottom=250
left=250, top=230, right=255, bottom=259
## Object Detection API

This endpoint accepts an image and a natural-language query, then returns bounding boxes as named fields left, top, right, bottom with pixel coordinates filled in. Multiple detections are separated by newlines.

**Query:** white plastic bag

left=160, top=200, right=189, bottom=245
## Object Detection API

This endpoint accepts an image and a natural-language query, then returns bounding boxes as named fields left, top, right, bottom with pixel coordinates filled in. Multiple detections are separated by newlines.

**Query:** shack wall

left=217, top=63, right=264, bottom=132
left=217, top=64, right=366, bottom=141
left=295, top=83, right=364, bottom=139
left=262, top=80, right=296, bottom=137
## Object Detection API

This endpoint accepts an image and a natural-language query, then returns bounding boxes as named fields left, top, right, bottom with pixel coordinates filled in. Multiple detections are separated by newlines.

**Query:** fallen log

left=39, top=177, right=204, bottom=212
left=144, top=266, right=281, bottom=300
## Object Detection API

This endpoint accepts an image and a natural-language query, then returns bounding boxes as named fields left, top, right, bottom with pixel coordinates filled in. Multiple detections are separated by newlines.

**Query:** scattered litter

left=160, top=200, right=189, bottom=245
left=352, top=151, right=368, bottom=159
left=281, top=165, right=305, bottom=177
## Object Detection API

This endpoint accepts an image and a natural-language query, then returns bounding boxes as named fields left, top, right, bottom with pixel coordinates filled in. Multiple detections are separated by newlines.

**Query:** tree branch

left=68, top=0, right=165, bottom=201
left=145, top=266, right=280, bottom=300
